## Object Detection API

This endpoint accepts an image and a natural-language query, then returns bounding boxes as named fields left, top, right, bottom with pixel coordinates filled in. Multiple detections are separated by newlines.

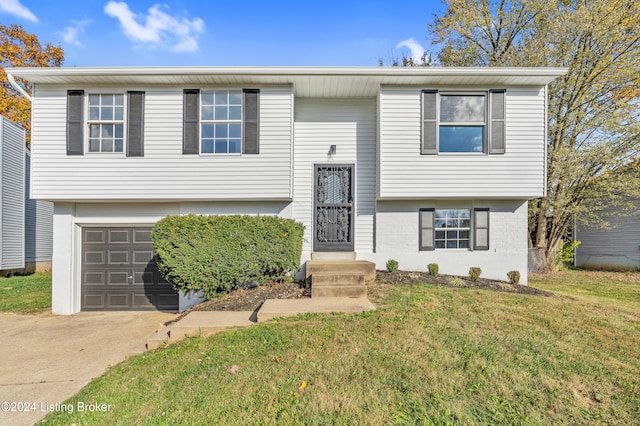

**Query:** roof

left=6, top=66, right=568, bottom=98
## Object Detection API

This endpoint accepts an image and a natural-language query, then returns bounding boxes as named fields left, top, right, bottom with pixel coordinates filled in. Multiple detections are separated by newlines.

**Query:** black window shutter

left=183, top=89, right=199, bottom=154
left=421, top=90, right=438, bottom=155
left=243, top=89, right=260, bottom=154
left=474, top=208, right=490, bottom=250
left=489, top=89, right=506, bottom=154
left=127, top=91, right=145, bottom=157
left=419, top=208, right=435, bottom=250
left=67, top=90, right=84, bottom=155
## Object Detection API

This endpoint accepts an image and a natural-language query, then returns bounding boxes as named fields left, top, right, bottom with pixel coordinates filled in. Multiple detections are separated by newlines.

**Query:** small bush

left=152, top=214, right=304, bottom=298
left=507, top=270, right=521, bottom=285
left=447, top=276, right=466, bottom=287
left=556, top=240, right=581, bottom=270
left=427, top=263, right=439, bottom=276
left=386, top=259, right=399, bottom=273
left=469, top=267, right=482, bottom=281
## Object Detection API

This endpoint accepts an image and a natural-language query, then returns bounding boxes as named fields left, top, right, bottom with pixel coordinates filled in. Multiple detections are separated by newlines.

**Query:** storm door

left=314, top=164, right=354, bottom=251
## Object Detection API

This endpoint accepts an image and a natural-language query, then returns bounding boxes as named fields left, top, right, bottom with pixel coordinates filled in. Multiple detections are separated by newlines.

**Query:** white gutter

left=6, top=71, right=32, bottom=103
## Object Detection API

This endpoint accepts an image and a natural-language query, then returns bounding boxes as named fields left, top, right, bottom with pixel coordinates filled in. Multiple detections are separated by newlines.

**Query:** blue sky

left=0, top=0, right=442, bottom=67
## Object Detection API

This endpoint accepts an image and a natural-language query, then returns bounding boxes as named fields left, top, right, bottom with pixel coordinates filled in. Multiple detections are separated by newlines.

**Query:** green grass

left=0, top=272, right=51, bottom=314
left=531, top=270, right=640, bottom=306
left=42, top=271, right=640, bottom=425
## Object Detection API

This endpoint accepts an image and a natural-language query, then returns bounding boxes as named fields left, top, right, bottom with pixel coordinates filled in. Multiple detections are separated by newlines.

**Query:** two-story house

left=6, top=66, right=566, bottom=314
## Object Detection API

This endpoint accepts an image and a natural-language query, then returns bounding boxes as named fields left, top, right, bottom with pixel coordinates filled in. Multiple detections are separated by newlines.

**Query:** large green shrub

left=152, top=214, right=304, bottom=298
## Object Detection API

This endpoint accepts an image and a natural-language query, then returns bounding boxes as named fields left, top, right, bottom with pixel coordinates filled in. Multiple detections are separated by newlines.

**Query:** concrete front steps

left=306, top=255, right=376, bottom=298
left=144, top=254, right=376, bottom=350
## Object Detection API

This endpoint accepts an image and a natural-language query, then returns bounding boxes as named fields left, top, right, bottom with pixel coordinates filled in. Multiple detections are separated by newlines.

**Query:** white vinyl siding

left=25, top=151, right=53, bottom=263
left=293, top=98, right=376, bottom=255
left=0, top=116, right=26, bottom=270
left=30, top=85, right=293, bottom=201
left=379, top=86, right=546, bottom=199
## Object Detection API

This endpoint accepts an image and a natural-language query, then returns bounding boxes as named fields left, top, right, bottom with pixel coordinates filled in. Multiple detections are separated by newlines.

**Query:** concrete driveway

left=0, top=311, right=175, bottom=426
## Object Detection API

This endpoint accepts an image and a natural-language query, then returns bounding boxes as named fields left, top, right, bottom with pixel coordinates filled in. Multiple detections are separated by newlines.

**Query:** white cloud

left=396, top=37, right=426, bottom=61
left=58, top=19, right=91, bottom=47
left=104, top=1, right=204, bottom=52
left=0, top=0, right=38, bottom=22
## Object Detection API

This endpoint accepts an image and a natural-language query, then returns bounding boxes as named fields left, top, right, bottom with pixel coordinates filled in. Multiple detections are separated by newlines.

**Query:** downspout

left=6, top=72, right=32, bottom=103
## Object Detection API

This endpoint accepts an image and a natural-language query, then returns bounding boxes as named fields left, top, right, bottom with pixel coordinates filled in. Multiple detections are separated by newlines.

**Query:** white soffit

left=6, top=66, right=568, bottom=97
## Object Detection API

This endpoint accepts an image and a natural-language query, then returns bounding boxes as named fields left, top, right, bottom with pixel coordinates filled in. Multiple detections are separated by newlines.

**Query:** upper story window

left=200, top=90, right=242, bottom=154
left=88, top=94, right=124, bottom=153
left=422, top=89, right=505, bottom=155
left=182, top=88, right=260, bottom=156
left=66, top=90, right=144, bottom=157
left=439, top=95, right=485, bottom=153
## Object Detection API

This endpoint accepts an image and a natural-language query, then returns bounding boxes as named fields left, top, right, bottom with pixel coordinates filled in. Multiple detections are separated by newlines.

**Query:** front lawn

left=42, top=271, right=640, bottom=425
left=0, top=272, right=51, bottom=314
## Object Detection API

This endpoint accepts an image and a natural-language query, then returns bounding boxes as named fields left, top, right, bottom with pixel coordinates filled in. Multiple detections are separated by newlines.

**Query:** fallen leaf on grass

left=299, top=381, right=307, bottom=391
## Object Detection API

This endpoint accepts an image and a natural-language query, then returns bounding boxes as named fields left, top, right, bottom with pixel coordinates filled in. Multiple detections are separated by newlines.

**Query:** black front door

left=314, top=164, right=354, bottom=251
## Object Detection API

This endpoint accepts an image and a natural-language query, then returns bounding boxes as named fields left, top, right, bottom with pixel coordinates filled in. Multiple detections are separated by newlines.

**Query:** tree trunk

left=534, top=199, right=555, bottom=272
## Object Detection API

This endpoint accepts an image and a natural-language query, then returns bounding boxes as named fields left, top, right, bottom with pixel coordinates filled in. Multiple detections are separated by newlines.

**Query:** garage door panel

left=133, top=250, right=154, bottom=265
left=108, top=229, right=131, bottom=243
left=84, top=271, right=105, bottom=285
left=83, top=294, right=105, bottom=309
left=108, top=250, right=130, bottom=264
left=133, top=293, right=155, bottom=308
left=81, top=227, right=178, bottom=311
left=134, top=229, right=153, bottom=243
left=156, top=294, right=180, bottom=310
left=84, top=229, right=106, bottom=244
left=106, top=271, right=130, bottom=285
left=108, top=293, right=130, bottom=308
left=134, top=270, right=157, bottom=285
left=84, top=250, right=105, bottom=265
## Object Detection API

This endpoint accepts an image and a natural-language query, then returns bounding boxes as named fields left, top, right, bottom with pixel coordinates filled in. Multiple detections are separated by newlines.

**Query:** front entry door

left=314, top=164, right=354, bottom=251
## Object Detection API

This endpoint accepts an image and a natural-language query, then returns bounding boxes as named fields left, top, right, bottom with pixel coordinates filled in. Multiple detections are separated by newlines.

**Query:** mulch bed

left=190, top=281, right=310, bottom=312
left=376, top=270, right=554, bottom=297
left=189, top=270, right=553, bottom=313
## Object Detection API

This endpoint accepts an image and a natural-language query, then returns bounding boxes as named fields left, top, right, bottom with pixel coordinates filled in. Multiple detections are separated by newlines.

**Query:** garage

left=81, top=227, right=178, bottom=311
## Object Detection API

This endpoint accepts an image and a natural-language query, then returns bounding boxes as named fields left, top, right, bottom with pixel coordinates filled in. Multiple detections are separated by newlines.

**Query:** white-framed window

left=434, top=209, right=471, bottom=248
left=421, top=89, right=505, bottom=155
left=87, top=93, right=125, bottom=153
left=200, top=90, right=242, bottom=154
left=438, top=94, right=486, bottom=153
left=419, top=207, right=489, bottom=251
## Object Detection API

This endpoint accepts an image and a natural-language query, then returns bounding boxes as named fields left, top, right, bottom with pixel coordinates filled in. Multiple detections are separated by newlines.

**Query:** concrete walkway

left=0, top=311, right=174, bottom=426
left=147, top=297, right=376, bottom=348
left=0, top=298, right=375, bottom=425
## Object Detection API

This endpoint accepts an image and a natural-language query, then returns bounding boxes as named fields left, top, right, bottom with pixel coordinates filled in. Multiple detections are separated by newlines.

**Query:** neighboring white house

left=6, top=66, right=566, bottom=314
left=0, top=115, right=53, bottom=274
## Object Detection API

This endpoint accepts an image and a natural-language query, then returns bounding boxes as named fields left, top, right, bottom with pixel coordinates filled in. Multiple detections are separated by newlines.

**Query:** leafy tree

left=427, top=0, right=640, bottom=270
left=0, top=24, right=64, bottom=146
